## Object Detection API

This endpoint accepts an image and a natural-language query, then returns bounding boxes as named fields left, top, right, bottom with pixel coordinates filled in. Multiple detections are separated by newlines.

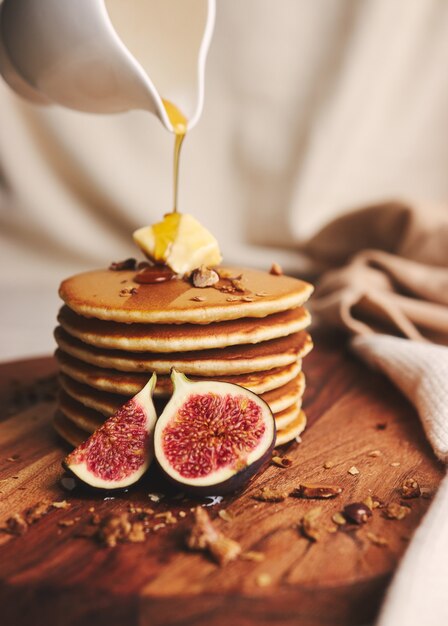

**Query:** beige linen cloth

left=305, top=202, right=448, bottom=626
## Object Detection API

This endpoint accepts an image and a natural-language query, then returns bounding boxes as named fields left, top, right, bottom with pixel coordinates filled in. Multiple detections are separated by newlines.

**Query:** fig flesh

left=154, top=370, right=276, bottom=495
left=64, top=374, right=157, bottom=489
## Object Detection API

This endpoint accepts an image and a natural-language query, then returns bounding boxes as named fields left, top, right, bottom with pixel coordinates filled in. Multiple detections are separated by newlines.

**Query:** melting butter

left=162, top=99, right=187, bottom=214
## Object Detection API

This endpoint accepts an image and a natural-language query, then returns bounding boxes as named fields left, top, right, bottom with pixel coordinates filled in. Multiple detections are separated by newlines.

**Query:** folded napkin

left=302, top=201, right=448, bottom=626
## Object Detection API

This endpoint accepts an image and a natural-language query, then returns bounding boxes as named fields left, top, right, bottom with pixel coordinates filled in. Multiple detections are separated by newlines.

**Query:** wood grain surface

left=0, top=333, right=444, bottom=626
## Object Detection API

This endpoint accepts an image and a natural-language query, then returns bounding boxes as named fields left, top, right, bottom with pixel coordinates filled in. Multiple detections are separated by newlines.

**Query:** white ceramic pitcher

left=0, top=0, right=215, bottom=131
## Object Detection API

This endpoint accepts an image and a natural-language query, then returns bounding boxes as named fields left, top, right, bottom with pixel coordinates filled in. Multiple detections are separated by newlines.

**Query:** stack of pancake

left=53, top=266, right=313, bottom=448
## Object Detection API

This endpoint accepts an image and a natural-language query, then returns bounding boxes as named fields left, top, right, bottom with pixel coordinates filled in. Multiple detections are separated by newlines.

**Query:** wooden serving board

left=0, top=333, right=444, bottom=626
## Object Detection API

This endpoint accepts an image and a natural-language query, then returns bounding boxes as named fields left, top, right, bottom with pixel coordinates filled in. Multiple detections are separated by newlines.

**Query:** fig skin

left=64, top=374, right=157, bottom=490
left=154, top=370, right=276, bottom=496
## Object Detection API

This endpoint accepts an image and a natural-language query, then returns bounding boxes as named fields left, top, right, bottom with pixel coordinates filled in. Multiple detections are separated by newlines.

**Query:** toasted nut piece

left=5, top=513, right=28, bottom=535
left=401, top=478, right=421, bottom=499
left=368, top=450, right=382, bottom=457
left=332, top=512, right=346, bottom=526
left=271, top=456, right=293, bottom=468
left=343, top=502, right=372, bottom=525
left=366, top=532, right=388, bottom=547
left=25, top=500, right=52, bottom=524
left=241, top=551, right=265, bottom=562
left=323, top=461, right=334, bottom=469
left=209, top=536, right=241, bottom=566
left=218, top=509, right=234, bottom=522
left=192, top=266, right=219, bottom=288
left=109, top=258, right=137, bottom=271
left=253, top=487, right=290, bottom=502
left=186, top=507, right=241, bottom=566
left=291, top=483, right=343, bottom=499
left=348, top=466, right=360, bottom=475
left=256, top=573, right=272, bottom=587
left=270, top=263, right=283, bottom=276
left=299, top=507, right=322, bottom=542
left=384, top=503, right=411, bottom=520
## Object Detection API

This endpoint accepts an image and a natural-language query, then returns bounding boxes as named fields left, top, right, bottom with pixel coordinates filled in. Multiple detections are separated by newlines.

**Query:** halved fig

left=64, top=374, right=157, bottom=489
left=154, top=370, right=276, bottom=495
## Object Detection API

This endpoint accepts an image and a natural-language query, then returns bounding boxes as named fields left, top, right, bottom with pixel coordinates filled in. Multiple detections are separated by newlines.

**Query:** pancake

left=59, top=372, right=305, bottom=418
left=54, top=326, right=313, bottom=375
left=59, top=391, right=105, bottom=433
left=274, top=400, right=304, bottom=430
left=261, top=373, right=305, bottom=414
left=275, top=410, right=307, bottom=446
left=59, top=266, right=314, bottom=324
left=58, top=306, right=311, bottom=353
left=56, top=350, right=302, bottom=396
left=53, top=411, right=89, bottom=448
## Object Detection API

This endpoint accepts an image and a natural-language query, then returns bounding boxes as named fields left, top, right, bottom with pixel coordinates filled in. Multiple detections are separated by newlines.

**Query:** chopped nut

left=390, top=462, right=401, bottom=467
left=109, top=258, right=137, bottom=271
left=384, top=503, right=411, bottom=520
left=192, top=266, right=219, bottom=288
left=127, top=522, right=146, bottom=543
left=252, top=487, right=290, bottom=502
left=366, top=532, right=388, bottom=547
left=231, top=279, right=246, bottom=293
left=271, top=456, right=293, bottom=468
left=153, top=523, right=166, bottom=531
left=5, top=513, right=27, bottom=535
left=323, top=461, right=334, bottom=469
left=363, top=495, right=374, bottom=510
left=51, top=500, right=71, bottom=510
left=348, top=466, right=360, bottom=476
left=155, top=511, right=177, bottom=525
left=209, top=536, right=242, bottom=565
left=190, top=296, right=206, bottom=302
left=218, top=509, right=234, bottom=522
left=291, top=483, right=343, bottom=500
left=255, top=292, right=269, bottom=297
left=332, top=512, right=346, bottom=526
left=299, top=507, right=322, bottom=542
left=96, top=513, right=132, bottom=547
left=186, top=507, right=241, bottom=566
left=343, top=502, right=372, bottom=525
left=401, top=478, right=421, bottom=499
left=58, top=519, right=77, bottom=528
left=256, top=573, right=272, bottom=587
left=270, top=263, right=283, bottom=276
left=226, top=296, right=239, bottom=302
left=241, top=551, right=265, bottom=562
left=368, top=450, right=382, bottom=458
left=178, top=511, right=187, bottom=518
left=241, top=296, right=254, bottom=302
left=25, top=500, right=52, bottom=524
left=148, top=492, right=164, bottom=503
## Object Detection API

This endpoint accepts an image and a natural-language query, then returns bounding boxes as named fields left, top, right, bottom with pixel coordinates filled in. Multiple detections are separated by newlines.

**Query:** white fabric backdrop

left=1, top=0, right=448, bottom=360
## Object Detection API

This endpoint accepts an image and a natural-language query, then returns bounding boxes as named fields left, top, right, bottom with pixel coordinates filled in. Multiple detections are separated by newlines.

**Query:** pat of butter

left=133, top=213, right=222, bottom=275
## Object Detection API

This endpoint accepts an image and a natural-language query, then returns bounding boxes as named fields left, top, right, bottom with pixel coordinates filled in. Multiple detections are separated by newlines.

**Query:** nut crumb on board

left=186, top=507, right=241, bottom=566
left=291, top=483, right=343, bottom=500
